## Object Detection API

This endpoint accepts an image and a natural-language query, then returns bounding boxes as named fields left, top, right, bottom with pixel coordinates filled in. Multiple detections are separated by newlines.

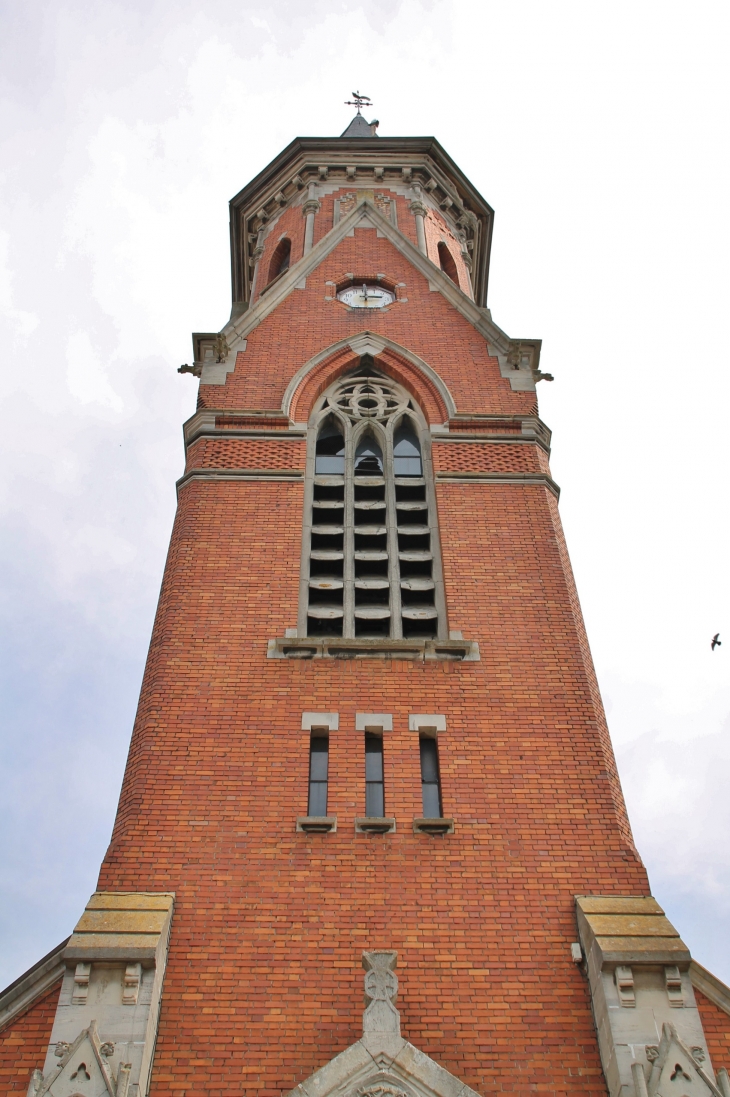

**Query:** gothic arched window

left=438, top=242, right=459, bottom=286
left=268, top=237, right=291, bottom=284
left=299, top=364, right=447, bottom=642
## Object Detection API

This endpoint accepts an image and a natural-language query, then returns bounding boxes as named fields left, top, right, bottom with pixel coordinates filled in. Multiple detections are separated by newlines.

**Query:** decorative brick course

left=432, top=441, right=542, bottom=474
left=216, top=417, right=289, bottom=430
left=185, top=437, right=306, bottom=472
left=449, top=419, right=522, bottom=433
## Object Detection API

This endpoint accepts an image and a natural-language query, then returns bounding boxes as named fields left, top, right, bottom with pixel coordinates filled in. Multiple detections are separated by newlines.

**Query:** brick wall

left=0, top=984, right=60, bottom=1093
left=96, top=463, right=647, bottom=1095
left=696, top=991, right=730, bottom=1074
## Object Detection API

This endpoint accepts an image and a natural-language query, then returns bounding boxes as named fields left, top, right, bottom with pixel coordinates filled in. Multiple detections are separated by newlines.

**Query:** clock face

left=337, top=284, right=394, bottom=309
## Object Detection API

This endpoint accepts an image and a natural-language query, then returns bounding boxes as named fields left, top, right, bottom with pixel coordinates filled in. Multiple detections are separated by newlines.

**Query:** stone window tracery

left=299, top=360, right=447, bottom=641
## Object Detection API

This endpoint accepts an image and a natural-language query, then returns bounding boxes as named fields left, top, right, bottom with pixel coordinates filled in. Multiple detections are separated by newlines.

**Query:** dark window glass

left=316, top=422, right=345, bottom=474
left=354, top=435, right=383, bottom=476
left=420, top=736, right=442, bottom=818
left=393, top=423, right=422, bottom=476
left=365, top=733, right=385, bottom=816
left=308, top=735, right=329, bottom=816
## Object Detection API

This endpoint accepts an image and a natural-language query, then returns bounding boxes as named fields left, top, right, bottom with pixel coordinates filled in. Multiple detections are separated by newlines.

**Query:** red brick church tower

left=3, top=109, right=730, bottom=1097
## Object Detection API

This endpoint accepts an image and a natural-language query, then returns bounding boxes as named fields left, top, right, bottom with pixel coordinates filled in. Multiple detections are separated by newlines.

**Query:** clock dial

left=337, top=284, right=394, bottom=309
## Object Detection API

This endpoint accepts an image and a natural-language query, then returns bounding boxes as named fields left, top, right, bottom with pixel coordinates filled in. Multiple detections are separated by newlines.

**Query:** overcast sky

left=1, top=0, right=729, bottom=990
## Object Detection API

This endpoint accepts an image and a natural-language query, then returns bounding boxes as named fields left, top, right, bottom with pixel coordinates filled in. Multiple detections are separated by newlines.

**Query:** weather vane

left=345, top=91, right=372, bottom=115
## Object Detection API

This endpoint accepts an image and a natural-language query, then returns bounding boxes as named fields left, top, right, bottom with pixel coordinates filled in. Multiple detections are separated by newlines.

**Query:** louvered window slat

left=300, top=362, right=447, bottom=641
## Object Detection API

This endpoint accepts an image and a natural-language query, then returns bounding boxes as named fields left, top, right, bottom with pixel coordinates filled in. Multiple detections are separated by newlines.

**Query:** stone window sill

left=296, top=816, right=337, bottom=833
left=268, top=637, right=480, bottom=662
left=413, top=818, right=454, bottom=835
left=355, top=817, right=396, bottom=834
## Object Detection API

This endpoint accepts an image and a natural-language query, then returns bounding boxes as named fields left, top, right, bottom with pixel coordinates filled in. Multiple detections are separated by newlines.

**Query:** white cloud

left=66, top=330, right=124, bottom=410
left=0, top=230, right=38, bottom=339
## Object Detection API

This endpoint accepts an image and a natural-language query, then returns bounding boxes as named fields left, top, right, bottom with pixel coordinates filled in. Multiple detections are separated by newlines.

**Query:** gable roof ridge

left=0, top=938, right=67, bottom=1032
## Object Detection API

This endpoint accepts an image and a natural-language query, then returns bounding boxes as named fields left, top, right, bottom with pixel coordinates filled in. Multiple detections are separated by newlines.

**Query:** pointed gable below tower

left=31, top=1021, right=120, bottom=1097
left=286, top=954, right=481, bottom=1097
left=285, top=1032, right=482, bottom=1097
left=196, top=196, right=543, bottom=415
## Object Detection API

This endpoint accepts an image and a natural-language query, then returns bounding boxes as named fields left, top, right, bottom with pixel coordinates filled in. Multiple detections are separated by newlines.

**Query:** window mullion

left=343, top=427, right=355, bottom=638
left=383, top=430, right=402, bottom=639
left=299, top=423, right=317, bottom=637
left=421, top=427, right=448, bottom=641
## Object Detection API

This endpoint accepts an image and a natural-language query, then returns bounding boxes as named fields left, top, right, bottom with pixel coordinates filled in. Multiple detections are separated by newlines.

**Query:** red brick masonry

left=0, top=984, right=60, bottom=1093
left=696, top=991, right=730, bottom=1074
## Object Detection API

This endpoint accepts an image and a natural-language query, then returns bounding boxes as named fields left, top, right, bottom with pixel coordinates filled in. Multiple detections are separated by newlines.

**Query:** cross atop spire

left=344, top=90, right=372, bottom=114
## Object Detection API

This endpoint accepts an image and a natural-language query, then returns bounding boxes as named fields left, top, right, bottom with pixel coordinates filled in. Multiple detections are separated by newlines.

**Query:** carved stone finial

left=362, top=951, right=400, bottom=1036
left=213, top=335, right=230, bottom=364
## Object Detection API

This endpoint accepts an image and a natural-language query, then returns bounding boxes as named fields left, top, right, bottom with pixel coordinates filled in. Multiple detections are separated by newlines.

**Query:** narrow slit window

left=308, top=734, right=329, bottom=816
left=438, top=242, right=459, bottom=286
left=365, top=733, right=384, bottom=817
left=268, top=237, right=291, bottom=283
left=419, top=736, right=442, bottom=818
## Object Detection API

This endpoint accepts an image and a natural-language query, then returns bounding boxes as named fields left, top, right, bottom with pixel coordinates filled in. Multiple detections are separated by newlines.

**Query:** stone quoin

left=3, top=111, right=730, bottom=1097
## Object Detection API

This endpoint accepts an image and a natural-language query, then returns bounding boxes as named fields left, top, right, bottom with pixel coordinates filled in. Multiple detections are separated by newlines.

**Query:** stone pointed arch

left=283, top=333, right=457, bottom=426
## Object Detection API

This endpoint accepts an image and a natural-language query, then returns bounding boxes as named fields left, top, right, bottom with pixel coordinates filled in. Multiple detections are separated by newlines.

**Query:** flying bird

left=711, top=633, right=721, bottom=651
